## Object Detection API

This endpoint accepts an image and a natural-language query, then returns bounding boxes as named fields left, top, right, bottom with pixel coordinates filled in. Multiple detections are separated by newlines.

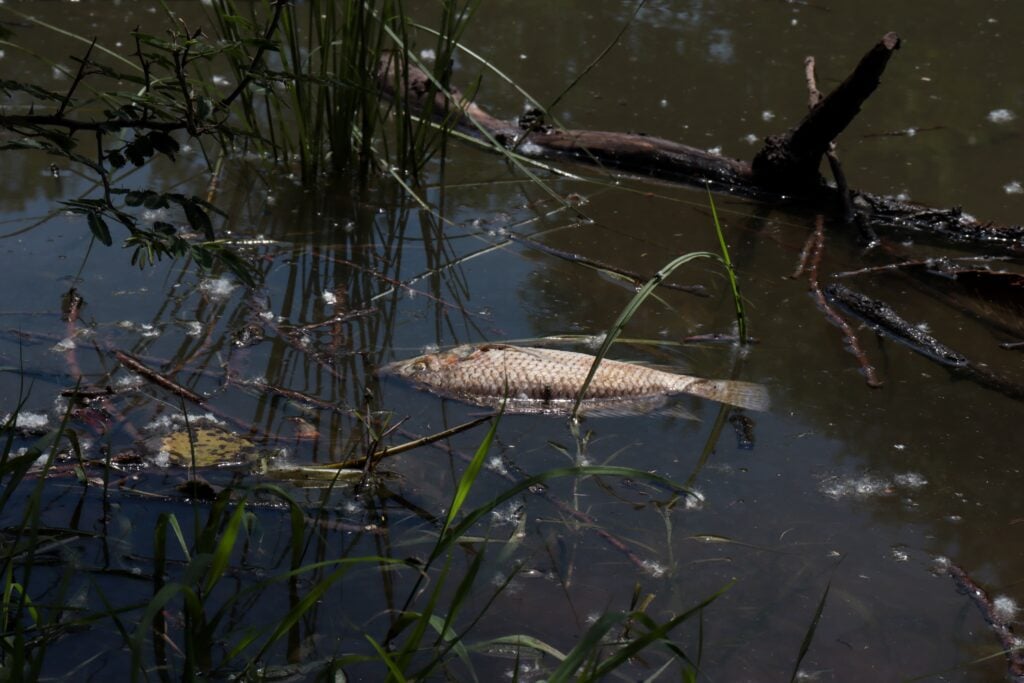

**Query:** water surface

left=2, top=1, right=1023, bottom=680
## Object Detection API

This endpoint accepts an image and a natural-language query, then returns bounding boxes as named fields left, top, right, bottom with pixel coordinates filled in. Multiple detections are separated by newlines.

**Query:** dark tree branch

left=827, top=283, right=1024, bottom=399
left=0, top=114, right=191, bottom=133
left=216, top=0, right=287, bottom=111
left=56, top=37, right=97, bottom=118
left=378, top=35, right=1024, bottom=253
left=804, top=55, right=855, bottom=223
left=946, top=562, right=1024, bottom=681
left=753, top=32, right=901, bottom=188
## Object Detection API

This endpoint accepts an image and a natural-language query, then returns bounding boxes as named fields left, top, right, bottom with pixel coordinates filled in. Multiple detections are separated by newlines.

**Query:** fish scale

left=382, top=343, right=770, bottom=415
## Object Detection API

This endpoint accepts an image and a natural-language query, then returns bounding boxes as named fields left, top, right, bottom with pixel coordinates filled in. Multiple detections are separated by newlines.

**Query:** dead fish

left=381, top=344, right=770, bottom=415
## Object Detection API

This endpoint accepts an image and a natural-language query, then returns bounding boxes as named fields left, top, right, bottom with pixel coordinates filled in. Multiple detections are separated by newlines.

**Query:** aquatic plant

left=0, top=387, right=717, bottom=679
left=0, top=0, right=480, bottom=284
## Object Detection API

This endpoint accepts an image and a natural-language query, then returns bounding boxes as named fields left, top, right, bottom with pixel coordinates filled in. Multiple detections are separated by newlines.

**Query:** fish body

left=381, top=344, right=770, bottom=415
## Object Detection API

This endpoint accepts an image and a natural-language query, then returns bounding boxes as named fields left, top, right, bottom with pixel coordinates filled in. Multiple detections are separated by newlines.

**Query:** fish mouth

left=377, top=358, right=418, bottom=377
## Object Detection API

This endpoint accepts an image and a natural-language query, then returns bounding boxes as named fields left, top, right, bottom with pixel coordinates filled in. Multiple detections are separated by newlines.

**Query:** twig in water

left=294, top=307, right=378, bottom=332
left=681, top=332, right=755, bottom=345
left=833, top=255, right=1009, bottom=279
left=115, top=350, right=206, bottom=405
left=804, top=216, right=883, bottom=387
left=321, top=415, right=494, bottom=470
left=790, top=226, right=819, bottom=279
left=946, top=561, right=1024, bottom=681
left=504, top=231, right=708, bottom=296
left=226, top=373, right=349, bottom=413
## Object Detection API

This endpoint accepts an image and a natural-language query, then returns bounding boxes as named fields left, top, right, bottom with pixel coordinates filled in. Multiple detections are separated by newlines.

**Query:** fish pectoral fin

left=675, top=378, right=771, bottom=412
left=655, top=404, right=701, bottom=421
left=574, top=395, right=671, bottom=418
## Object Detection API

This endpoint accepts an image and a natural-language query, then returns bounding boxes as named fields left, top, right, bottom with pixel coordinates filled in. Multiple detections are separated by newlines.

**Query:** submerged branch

left=804, top=217, right=883, bottom=387
left=946, top=561, right=1024, bottom=681
left=826, top=283, right=1024, bottom=399
left=114, top=350, right=205, bottom=405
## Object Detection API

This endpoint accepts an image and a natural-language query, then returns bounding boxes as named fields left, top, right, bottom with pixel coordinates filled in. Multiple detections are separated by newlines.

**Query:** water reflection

left=3, top=0, right=1024, bottom=680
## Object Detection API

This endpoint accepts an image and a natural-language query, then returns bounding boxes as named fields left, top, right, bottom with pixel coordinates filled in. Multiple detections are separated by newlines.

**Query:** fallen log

left=825, top=283, right=1024, bottom=400
left=377, top=36, right=1024, bottom=252
left=752, top=33, right=901, bottom=190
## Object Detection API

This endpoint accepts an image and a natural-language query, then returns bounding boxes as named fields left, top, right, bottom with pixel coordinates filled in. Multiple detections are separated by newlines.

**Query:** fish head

left=380, top=345, right=478, bottom=382
left=380, top=353, right=442, bottom=380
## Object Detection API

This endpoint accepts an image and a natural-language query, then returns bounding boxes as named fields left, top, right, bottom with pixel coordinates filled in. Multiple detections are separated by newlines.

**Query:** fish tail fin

left=676, top=377, right=771, bottom=411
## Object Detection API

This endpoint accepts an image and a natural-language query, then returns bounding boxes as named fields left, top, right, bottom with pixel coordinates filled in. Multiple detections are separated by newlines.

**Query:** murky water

left=2, top=1, right=1024, bottom=680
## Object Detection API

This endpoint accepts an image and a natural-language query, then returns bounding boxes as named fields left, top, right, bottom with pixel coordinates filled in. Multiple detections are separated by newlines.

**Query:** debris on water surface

left=640, top=559, right=667, bottom=578
left=2, top=411, right=50, bottom=435
left=729, top=414, right=756, bottom=449
left=51, top=337, right=75, bottom=353
left=489, top=502, right=524, bottom=526
left=115, top=373, right=145, bottom=390
left=892, top=472, right=927, bottom=489
left=993, top=595, right=1020, bottom=623
left=182, top=320, right=204, bottom=337
left=232, top=323, right=265, bottom=348
left=987, top=108, right=1016, bottom=123
left=198, top=276, right=238, bottom=300
left=150, top=426, right=259, bottom=468
left=683, top=489, right=705, bottom=511
left=820, top=471, right=927, bottom=500
left=890, top=545, right=910, bottom=562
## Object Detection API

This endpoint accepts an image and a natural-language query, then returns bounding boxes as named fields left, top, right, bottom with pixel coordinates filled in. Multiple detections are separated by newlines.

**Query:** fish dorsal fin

left=476, top=344, right=551, bottom=361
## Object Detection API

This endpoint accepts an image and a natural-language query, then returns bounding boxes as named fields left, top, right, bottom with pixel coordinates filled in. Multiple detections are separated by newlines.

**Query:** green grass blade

left=547, top=612, right=625, bottom=683
left=789, top=578, right=832, bottom=682
left=707, top=184, right=747, bottom=343
left=442, top=465, right=692, bottom=557
left=439, top=413, right=500, bottom=542
left=204, top=499, right=248, bottom=593
left=571, top=251, right=720, bottom=419
left=470, top=634, right=568, bottom=661
left=426, top=613, right=477, bottom=681
left=165, top=513, right=191, bottom=562
left=591, top=584, right=731, bottom=679
left=366, top=633, right=408, bottom=683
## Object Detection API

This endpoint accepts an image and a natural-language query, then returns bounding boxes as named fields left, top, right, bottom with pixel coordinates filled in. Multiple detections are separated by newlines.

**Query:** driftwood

left=377, top=35, right=1024, bottom=252
left=946, top=562, right=1024, bottom=681
left=826, top=283, right=1024, bottom=399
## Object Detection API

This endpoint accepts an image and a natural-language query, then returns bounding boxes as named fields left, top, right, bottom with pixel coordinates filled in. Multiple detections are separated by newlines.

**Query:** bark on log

left=377, top=38, right=1024, bottom=253
left=752, top=33, right=901, bottom=189
left=377, top=54, right=755, bottom=194
left=826, top=283, right=1024, bottom=400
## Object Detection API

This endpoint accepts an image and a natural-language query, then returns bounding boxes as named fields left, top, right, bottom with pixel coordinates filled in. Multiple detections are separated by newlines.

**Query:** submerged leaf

left=155, top=427, right=258, bottom=468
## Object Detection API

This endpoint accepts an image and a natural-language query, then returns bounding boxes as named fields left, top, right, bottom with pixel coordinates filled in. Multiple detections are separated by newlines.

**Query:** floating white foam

left=987, top=108, right=1016, bottom=123
left=198, top=277, right=237, bottom=300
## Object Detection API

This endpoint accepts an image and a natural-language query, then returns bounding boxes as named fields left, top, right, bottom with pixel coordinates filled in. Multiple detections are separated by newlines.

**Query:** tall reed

left=205, top=0, right=479, bottom=182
